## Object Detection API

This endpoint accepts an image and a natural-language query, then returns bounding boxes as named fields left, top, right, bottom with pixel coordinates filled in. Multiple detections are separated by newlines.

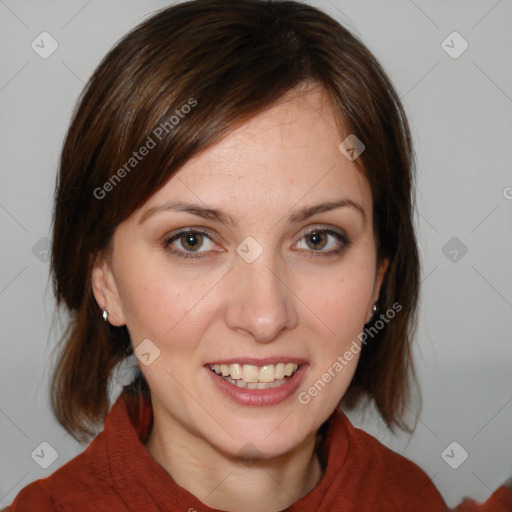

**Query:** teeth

left=284, top=363, right=296, bottom=377
left=275, top=363, right=285, bottom=380
left=231, top=363, right=242, bottom=379
left=220, top=374, right=289, bottom=389
left=259, top=365, right=276, bottom=383
left=208, top=362, right=300, bottom=384
left=242, top=365, right=259, bottom=383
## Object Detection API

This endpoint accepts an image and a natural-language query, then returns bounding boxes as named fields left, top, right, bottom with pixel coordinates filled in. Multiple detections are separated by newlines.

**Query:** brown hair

left=50, top=0, right=419, bottom=442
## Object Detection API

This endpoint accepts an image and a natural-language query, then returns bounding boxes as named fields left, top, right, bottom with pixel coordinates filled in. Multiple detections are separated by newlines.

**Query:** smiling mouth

left=207, top=363, right=301, bottom=390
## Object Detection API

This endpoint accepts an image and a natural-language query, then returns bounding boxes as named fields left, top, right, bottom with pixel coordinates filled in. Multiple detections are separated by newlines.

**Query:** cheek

left=306, top=264, right=375, bottom=331
left=113, top=256, right=186, bottom=340
left=114, top=255, right=221, bottom=349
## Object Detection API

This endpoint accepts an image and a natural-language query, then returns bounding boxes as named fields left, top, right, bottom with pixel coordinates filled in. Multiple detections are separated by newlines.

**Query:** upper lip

left=204, top=357, right=309, bottom=366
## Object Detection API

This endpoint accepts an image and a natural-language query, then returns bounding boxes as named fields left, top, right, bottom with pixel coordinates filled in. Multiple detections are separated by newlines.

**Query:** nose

left=224, top=250, right=298, bottom=343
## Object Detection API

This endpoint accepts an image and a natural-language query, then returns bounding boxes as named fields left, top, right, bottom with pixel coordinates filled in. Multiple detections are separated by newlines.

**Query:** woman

left=5, top=1, right=511, bottom=510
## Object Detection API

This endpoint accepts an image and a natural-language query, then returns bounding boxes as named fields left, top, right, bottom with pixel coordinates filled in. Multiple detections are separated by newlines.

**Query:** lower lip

left=205, top=364, right=308, bottom=406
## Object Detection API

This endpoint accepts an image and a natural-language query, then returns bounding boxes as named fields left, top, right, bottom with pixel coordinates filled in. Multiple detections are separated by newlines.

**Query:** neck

left=145, top=405, right=324, bottom=512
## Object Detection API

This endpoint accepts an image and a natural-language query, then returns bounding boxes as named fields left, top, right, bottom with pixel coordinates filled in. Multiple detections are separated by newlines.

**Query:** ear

left=365, top=257, right=390, bottom=323
left=91, top=251, right=126, bottom=326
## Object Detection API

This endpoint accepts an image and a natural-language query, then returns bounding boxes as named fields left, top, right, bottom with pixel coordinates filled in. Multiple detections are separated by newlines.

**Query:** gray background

left=1, top=0, right=511, bottom=508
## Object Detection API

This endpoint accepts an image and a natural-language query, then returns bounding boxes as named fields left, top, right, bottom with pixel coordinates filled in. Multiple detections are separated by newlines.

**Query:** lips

left=204, top=359, right=309, bottom=406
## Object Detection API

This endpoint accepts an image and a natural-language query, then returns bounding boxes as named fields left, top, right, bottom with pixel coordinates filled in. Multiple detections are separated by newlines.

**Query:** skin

left=92, top=85, right=389, bottom=512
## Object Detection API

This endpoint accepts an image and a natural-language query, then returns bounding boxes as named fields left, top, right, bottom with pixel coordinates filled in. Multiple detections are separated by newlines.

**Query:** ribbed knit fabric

left=4, top=391, right=511, bottom=511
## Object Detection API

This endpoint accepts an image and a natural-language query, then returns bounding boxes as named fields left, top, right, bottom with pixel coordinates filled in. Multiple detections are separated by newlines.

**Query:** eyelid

left=294, top=224, right=347, bottom=241
left=164, top=226, right=221, bottom=249
left=163, top=224, right=350, bottom=259
left=165, top=226, right=218, bottom=240
left=292, top=225, right=350, bottom=256
left=165, top=224, right=346, bottom=244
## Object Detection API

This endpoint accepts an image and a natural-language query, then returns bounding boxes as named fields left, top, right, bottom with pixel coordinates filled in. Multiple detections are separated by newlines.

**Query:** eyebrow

left=138, top=199, right=366, bottom=226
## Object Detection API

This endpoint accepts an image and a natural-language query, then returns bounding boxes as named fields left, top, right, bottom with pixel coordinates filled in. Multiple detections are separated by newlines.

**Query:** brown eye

left=180, top=232, right=204, bottom=251
left=304, top=231, right=328, bottom=250
left=295, top=228, right=351, bottom=257
left=164, top=228, right=218, bottom=259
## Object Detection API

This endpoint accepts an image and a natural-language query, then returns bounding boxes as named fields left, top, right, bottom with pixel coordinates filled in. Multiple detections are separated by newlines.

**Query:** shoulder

left=334, top=410, right=448, bottom=510
left=3, top=480, right=55, bottom=511
left=3, top=394, right=144, bottom=511
left=450, top=483, right=512, bottom=512
left=3, top=431, right=118, bottom=511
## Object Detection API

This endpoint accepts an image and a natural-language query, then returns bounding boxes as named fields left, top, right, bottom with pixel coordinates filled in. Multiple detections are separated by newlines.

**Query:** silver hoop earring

left=373, top=303, right=377, bottom=313
left=103, top=310, right=108, bottom=322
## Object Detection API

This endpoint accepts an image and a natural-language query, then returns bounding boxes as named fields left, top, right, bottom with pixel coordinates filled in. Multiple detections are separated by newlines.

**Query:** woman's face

left=94, top=86, right=388, bottom=460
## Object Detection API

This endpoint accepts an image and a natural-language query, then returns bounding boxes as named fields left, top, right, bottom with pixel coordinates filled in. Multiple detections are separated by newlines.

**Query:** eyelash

left=163, top=227, right=351, bottom=260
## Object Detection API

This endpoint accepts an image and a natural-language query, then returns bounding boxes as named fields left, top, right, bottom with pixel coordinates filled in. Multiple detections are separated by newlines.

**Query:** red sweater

left=5, top=392, right=511, bottom=511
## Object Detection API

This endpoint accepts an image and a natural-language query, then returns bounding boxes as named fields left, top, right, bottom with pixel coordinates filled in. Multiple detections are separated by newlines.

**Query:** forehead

left=138, top=88, right=372, bottom=220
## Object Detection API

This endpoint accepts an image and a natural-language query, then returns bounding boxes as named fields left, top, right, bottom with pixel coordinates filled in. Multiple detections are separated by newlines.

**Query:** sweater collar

left=105, top=390, right=350, bottom=511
